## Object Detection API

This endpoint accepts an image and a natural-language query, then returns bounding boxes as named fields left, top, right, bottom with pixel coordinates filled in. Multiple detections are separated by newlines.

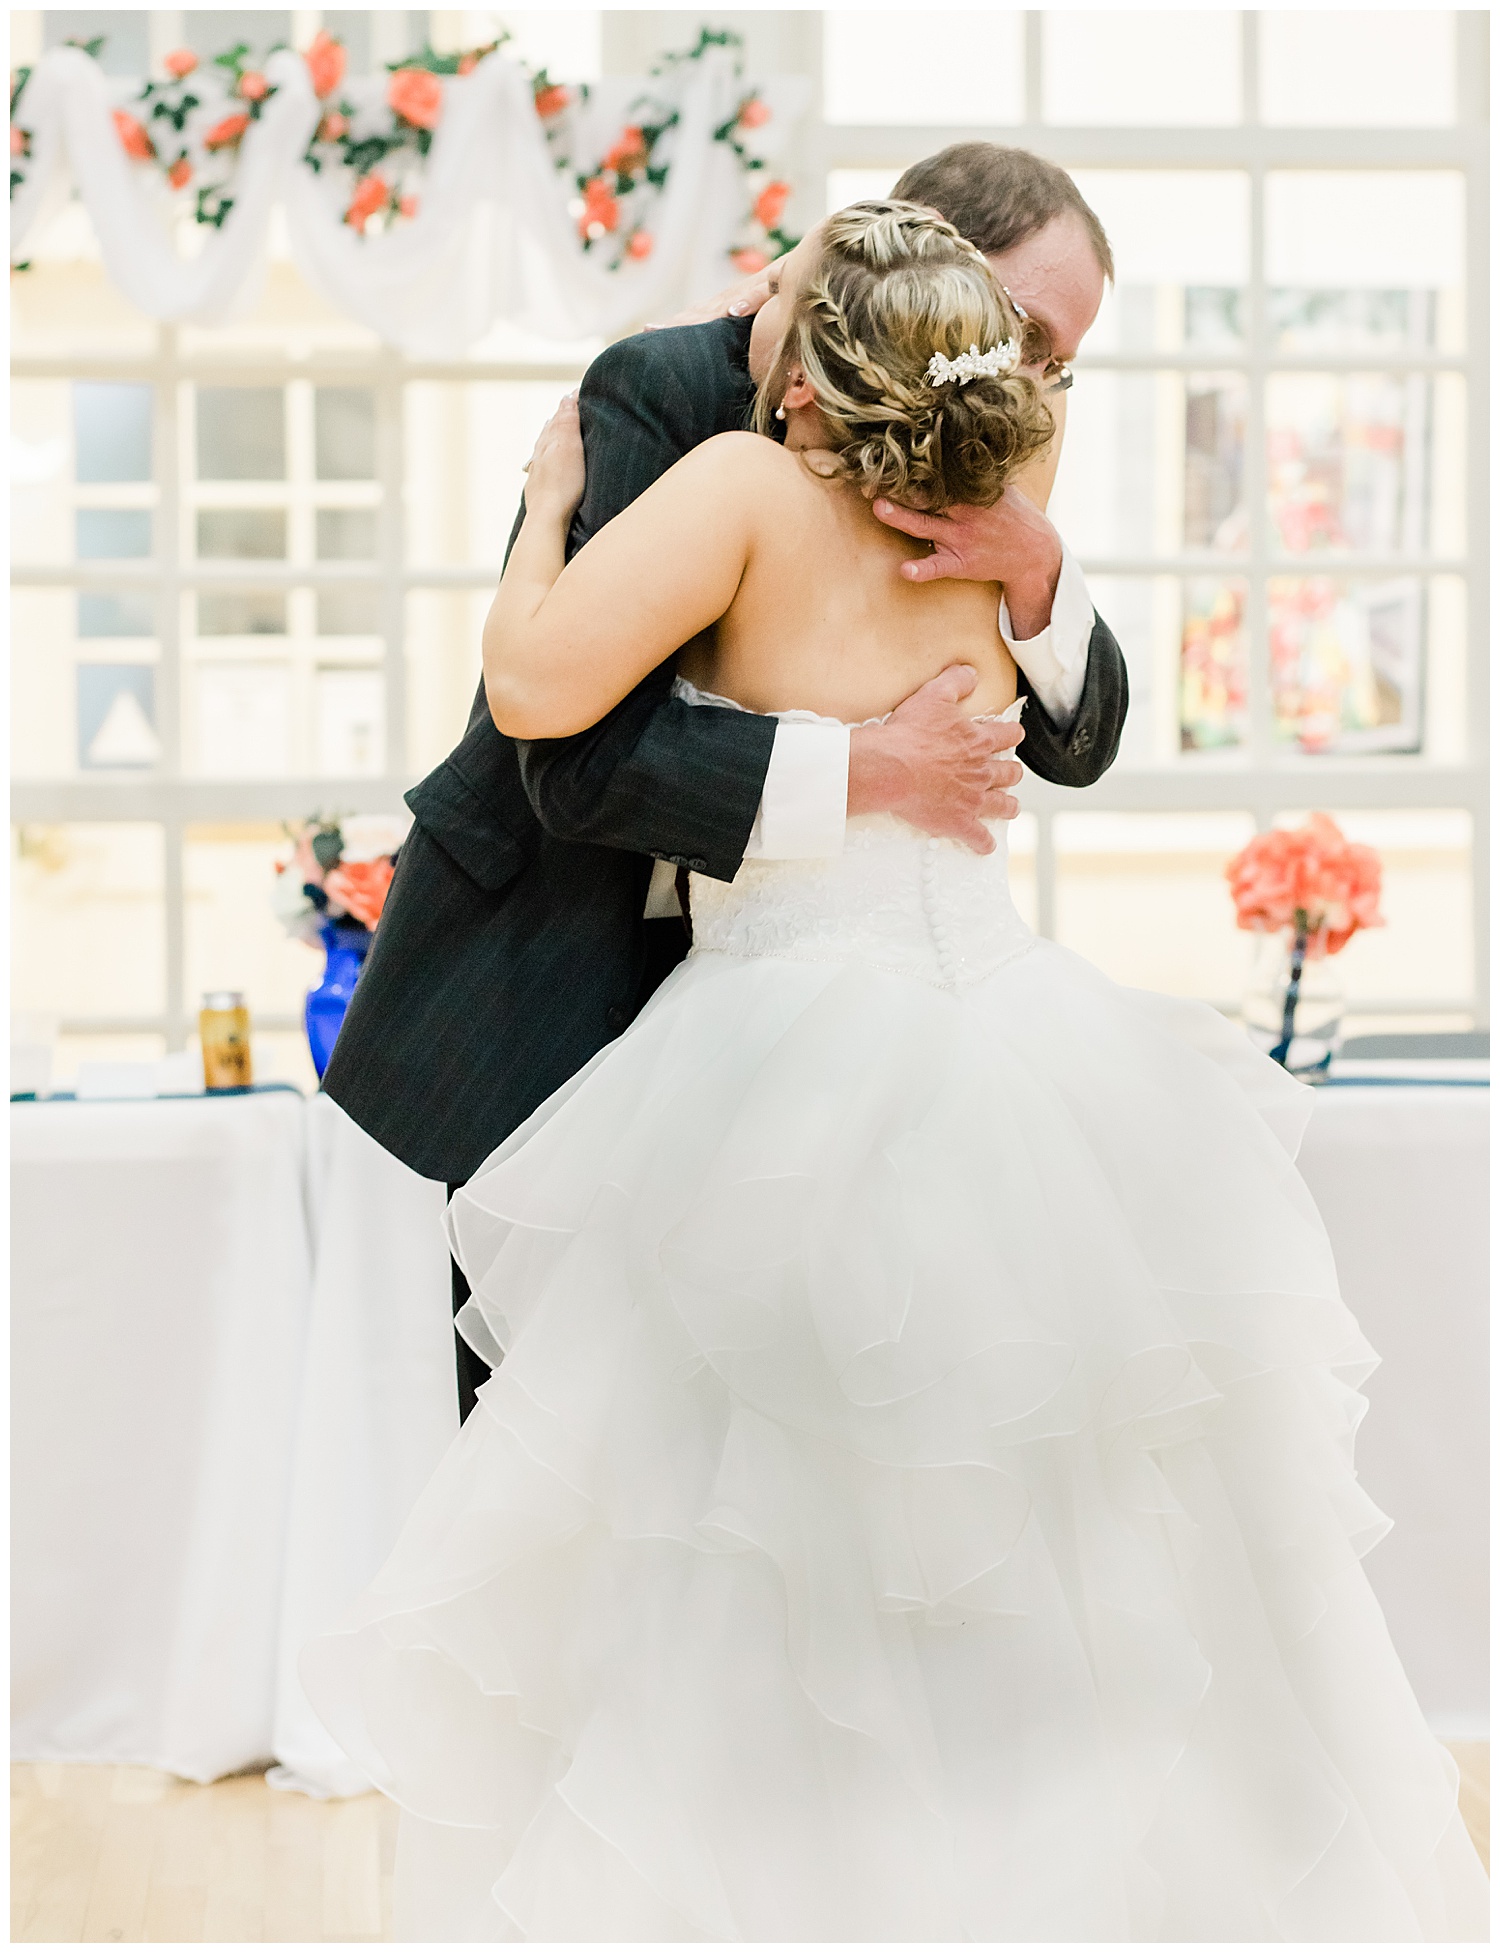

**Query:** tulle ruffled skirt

left=302, top=940, right=1488, bottom=1941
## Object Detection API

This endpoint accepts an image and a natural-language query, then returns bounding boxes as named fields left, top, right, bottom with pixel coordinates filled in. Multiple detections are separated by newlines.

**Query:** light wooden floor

left=11, top=1762, right=397, bottom=1943
left=11, top=1745, right=1490, bottom=1943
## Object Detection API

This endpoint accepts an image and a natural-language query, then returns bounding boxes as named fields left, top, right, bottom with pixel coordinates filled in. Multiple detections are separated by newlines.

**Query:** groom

left=324, top=143, right=1127, bottom=1420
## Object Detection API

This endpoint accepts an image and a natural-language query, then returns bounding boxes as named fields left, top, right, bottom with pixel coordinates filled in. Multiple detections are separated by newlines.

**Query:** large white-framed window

left=11, top=10, right=1488, bottom=1081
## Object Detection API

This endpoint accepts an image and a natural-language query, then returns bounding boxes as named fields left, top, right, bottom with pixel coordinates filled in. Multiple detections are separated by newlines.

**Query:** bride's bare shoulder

left=675, top=429, right=793, bottom=480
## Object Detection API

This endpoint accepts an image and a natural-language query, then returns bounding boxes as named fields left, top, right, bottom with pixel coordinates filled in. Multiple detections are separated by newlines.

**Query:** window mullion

left=155, top=325, right=187, bottom=1048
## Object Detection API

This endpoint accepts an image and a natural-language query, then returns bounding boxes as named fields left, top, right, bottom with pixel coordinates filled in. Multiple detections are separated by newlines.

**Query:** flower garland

left=10, top=25, right=798, bottom=275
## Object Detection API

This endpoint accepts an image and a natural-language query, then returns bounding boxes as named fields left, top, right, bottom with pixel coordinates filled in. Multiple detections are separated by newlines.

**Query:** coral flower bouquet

left=273, top=814, right=405, bottom=944
left=1225, top=813, right=1383, bottom=1071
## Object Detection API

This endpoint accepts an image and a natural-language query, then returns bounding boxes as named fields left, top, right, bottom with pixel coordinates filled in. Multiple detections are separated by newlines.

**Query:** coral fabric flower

left=237, top=69, right=269, bottom=101
left=305, top=29, right=345, bottom=99
left=163, top=47, right=198, bottom=79
left=625, top=229, right=653, bottom=260
left=399, top=194, right=419, bottom=219
left=203, top=111, right=250, bottom=151
left=325, top=858, right=395, bottom=930
left=730, top=247, right=769, bottom=274
left=112, top=109, right=155, bottom=161
left=11, top=124, right=28, bottom=157
left=344, top=173, right=389, bottom=233
left=603, top=124, right=648, bottom=175
left=318, top=110, right=348, bottom=142
left=457, top=51, right=478, bottom=76
left=1225, top=813, right=1383, bottom=959
left=578, top=175, right=620, bottom=238
left=738, top=97, right=771, bottom=129
left=753, top=179, right=790, bottom=229
left=387, top=66, right=443, bottom=131
left=534, top=82, right=570, bottom=118
left=167, top=155, right=192, bottom=188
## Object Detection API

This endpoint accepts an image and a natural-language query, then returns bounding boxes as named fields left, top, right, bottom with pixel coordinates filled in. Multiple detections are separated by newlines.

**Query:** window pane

left=1261, top=12, right=1455, bottom=127
left=1267, top=373, right=1451, bottom=556
left=317, top=588, right=382, bottom=636
left=77, top=663, right=160, bottom=769
left=405, top=381, right=563, bottom=568
left=487, top=10, right=602, bottom=81
left=1043, top=12, right=1240, bottom=125
left=77, top=590, right=155, bottom=637
left=824, top=12, right=1024, bottom=124
left=407, top=589, right=487, bottom=774
left=1054, top=812, right=1256, bottom=998
left=190, top=665, right=293, bottom=777
left=1069, top=172, right=1249, bottom=354
left=827, top=169, right=908, bottom=216
left=74, top=382, right=152, bottom=482
left=1179, top=577, right=1249, bottom=755
left=314, top=668, right=385, bottom=776
left=12, top=381, right=71, bottom=566
left=1272, top=810, right=1472, bottom=1007
left=184, top=822, right=322, bottom=1020
left=1077, top=575, right=1249, bottom=766
left=1049, top=370, right=1246, bottom=556
left=44, top=11, right=150, bottom=73
left=316, top=508, right=379, bottom=559
left=14, top=589, right=160, bottom=781
left=197, top=509, right=287, bottom=558
left=1269, top=577, right=1423, bottom=755
left=198, top=591, right=288, bottom=635
left=183, top=11, right=291, bottom=63
left=1266, top=173, right=1464, bottom=353
left=314, top=387, right=377, bottom=480
left=75, top=509, right=152, bottom=559
left=12, top=822, right=166, bottom=1015
left=196, top=387, right=286, bottom=480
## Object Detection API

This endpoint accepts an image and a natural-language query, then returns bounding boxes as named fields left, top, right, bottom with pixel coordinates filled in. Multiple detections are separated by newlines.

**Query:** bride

left=302, top=203, right=1487, bottom=1942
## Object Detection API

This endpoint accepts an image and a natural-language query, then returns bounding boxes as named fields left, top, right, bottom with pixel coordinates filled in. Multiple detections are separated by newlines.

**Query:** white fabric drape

left=10, top=45, right=808, bottom=353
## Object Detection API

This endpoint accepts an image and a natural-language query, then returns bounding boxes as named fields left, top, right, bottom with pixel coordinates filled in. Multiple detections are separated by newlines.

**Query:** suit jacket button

left=607, top=1006, right=627, bottom=1031
left=688, top=857, right=708, bottom=872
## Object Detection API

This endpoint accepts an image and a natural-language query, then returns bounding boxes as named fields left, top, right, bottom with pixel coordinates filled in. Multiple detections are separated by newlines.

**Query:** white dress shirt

left=643, top=544, right=1095, bottom=913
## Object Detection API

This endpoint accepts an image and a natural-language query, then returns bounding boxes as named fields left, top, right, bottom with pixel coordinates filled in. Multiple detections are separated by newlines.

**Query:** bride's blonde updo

left=754, top=200, right=1055, bottom=511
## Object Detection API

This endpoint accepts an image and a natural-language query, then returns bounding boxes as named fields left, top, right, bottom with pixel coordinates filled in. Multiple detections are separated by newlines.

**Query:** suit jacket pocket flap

left=405, top=764, right=529, bottom=893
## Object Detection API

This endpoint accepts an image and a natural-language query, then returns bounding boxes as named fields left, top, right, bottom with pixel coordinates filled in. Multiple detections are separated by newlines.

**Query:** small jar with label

left=200, top=991, right=253, bottom=1092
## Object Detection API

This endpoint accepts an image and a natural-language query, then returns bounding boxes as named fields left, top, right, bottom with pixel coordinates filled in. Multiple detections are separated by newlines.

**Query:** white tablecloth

left=1297, top=1083, right=1489, bottom=1736
left=11, top=1092, right=313, bottom=1782
left=269, top=1094, right=455, bottom=1796
left=10, top=1075, right=1488, bottom=1788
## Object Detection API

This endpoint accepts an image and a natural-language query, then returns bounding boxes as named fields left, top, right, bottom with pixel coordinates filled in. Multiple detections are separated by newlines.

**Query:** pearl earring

left=774, top=404, right=786, bottom=421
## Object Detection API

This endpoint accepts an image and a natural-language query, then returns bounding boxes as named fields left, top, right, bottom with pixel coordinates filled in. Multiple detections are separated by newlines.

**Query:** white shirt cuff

left=742, top=718, right=849, bottom=859
left=999, top=542, right=1093, bottom=728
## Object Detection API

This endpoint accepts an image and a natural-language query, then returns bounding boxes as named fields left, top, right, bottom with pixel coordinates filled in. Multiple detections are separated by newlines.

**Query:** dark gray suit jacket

left=322, top=317, right=1128, bottom=1184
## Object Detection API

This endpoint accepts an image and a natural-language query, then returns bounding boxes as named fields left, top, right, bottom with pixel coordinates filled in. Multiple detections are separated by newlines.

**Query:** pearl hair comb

left=924, top=341, right=1021, bottom=387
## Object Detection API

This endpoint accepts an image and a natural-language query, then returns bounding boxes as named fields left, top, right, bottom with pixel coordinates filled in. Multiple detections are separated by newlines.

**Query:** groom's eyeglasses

left=1009, top=299, right=1074, bottom=396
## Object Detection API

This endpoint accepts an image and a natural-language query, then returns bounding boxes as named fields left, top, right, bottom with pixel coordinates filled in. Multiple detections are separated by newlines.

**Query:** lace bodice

left=679, top=681, right=1035, bottom=992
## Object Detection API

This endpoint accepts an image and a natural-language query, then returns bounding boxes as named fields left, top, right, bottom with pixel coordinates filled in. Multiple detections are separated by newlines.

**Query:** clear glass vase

left=1241, top=930, right=1344, bottom=1077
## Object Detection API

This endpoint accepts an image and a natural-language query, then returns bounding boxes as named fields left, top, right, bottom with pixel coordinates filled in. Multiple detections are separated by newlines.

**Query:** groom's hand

left=847, top=666, right=1024, bottom=857
left=872, top=487, right=1065, bottom=641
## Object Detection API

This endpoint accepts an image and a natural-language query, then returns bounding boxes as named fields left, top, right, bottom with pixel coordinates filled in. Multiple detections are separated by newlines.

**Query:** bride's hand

left=523, top=393, right=586, bottom=521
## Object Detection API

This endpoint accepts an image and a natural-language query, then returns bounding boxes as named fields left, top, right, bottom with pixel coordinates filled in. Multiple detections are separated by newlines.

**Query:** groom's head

left=892, top=145, right=1111, bottom=381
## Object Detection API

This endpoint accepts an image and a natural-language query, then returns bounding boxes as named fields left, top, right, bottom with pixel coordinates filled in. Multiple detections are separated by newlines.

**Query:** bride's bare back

left=679, top=438, right=1017, bottom=724
left=487, top=423, right=1018, bottom=743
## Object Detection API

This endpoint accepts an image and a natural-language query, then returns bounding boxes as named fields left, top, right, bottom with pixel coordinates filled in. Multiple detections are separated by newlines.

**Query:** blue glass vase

left=305, top=919, right=372, bottom=1079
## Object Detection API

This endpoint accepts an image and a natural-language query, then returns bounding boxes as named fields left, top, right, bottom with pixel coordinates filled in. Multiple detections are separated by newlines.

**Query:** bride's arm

left=483, top=401, right=762, bottom=741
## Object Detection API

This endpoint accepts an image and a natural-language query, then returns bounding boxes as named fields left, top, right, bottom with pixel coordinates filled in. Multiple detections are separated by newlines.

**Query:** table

left=10, top=1073, right=1488, bottom=1789
left=269, top=1094, right=455, bottom=1797
left=1298, top=1081, right=1489, bottom=1736
left=11, top=1093, right=313, bottom=1783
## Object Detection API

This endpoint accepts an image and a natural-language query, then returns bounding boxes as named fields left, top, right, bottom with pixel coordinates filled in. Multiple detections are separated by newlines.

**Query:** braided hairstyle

left=753, top=200, right=1054, bottom=512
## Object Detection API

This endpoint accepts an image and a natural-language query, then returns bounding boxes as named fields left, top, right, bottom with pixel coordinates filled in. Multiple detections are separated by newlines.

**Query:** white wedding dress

left=303, top=684, right=1488, bottom=1943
